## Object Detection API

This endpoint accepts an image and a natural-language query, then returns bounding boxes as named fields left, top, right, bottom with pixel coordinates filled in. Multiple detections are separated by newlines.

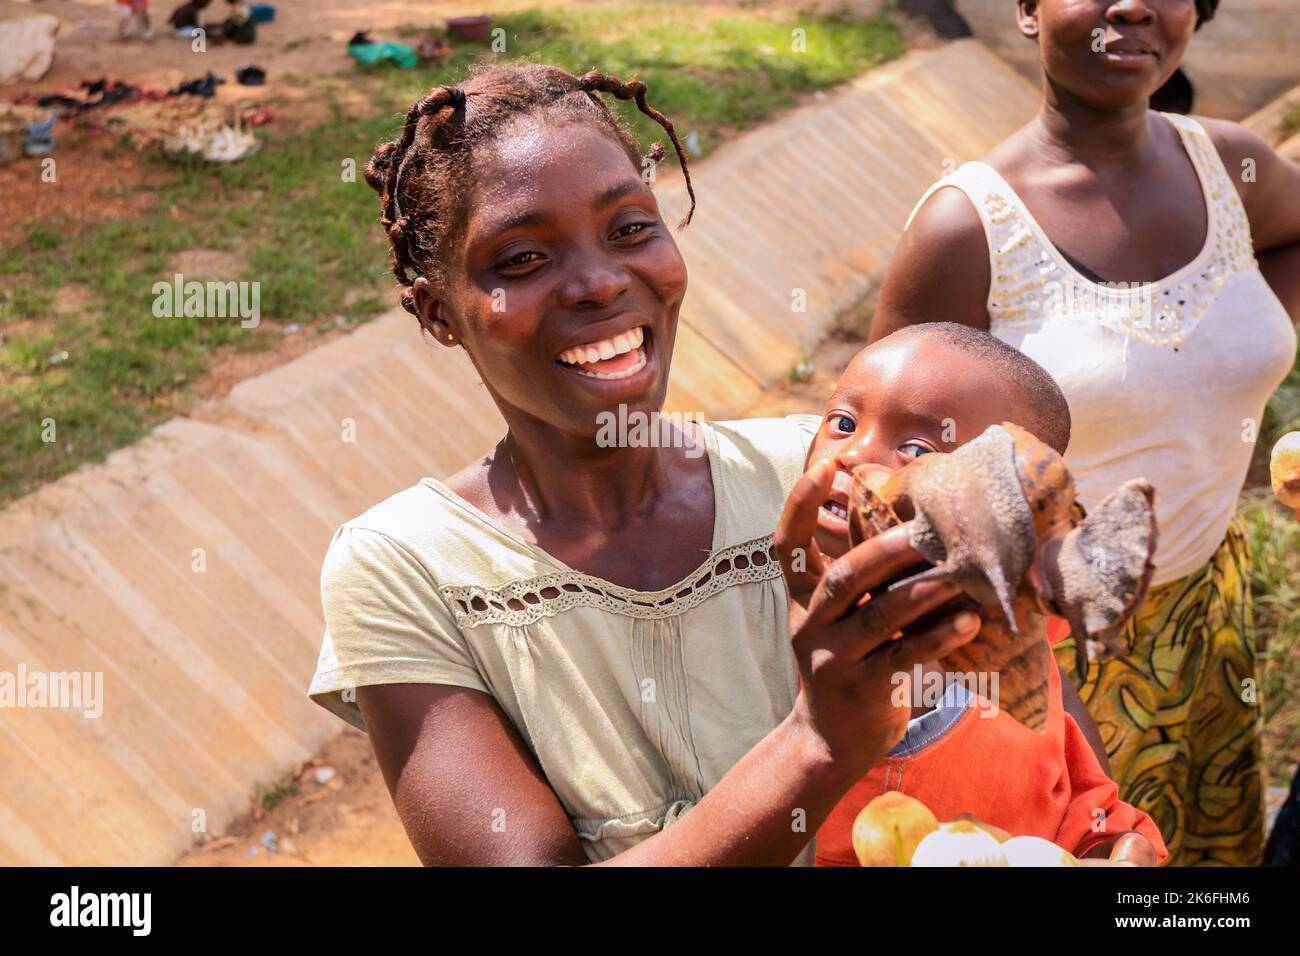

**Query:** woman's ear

left=1017, top=0, right=1041, bottom=39
left=411, top=276, right=460, bottom=348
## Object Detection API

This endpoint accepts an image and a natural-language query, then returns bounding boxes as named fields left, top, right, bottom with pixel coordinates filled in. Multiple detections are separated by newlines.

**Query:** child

left=168, top=0, right=211, bottom=37
left=794, top=322, right=1166, bottom=865
left=221, top=0, right=257, bottom=45
left=117, top=0, right=155, bottom=42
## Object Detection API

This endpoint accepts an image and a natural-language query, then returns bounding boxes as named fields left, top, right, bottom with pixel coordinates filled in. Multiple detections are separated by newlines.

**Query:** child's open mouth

left=817, top=468, right=855, bottom=538
left=555, top=326, right=647, bottom=381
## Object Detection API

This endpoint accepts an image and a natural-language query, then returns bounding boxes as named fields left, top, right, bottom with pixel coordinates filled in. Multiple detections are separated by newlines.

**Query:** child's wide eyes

left=899, top=441, right=934, bottom=460
left=829, top=413, right=856, bottom=435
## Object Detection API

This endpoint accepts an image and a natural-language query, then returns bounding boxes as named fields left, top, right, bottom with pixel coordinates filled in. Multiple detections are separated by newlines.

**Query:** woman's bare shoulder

left=442, top=449, right=501, bottom=514
left=873, top=183, right=992, bottom=339
left=1190, top=114, right=1269, bottom=163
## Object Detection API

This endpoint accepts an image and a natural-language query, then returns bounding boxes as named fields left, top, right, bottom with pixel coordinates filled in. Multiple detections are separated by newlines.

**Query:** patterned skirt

left=1051, top=516, right=1266, bottom=866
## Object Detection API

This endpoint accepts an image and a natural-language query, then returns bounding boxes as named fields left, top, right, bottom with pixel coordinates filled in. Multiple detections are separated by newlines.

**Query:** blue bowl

left=250, top=4, right=276, bottom=23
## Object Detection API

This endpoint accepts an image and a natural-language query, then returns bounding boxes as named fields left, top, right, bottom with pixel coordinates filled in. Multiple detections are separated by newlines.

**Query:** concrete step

left=1243, top=82, right=1300, bottom=161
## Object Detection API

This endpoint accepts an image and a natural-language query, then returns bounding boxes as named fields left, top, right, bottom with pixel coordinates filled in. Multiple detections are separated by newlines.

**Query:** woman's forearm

left=595, top=705, right=860, bottom=866
left=1260, top=240, right=1300, bottom=324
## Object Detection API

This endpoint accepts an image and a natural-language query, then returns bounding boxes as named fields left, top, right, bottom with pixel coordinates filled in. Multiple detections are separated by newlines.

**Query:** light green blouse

left=309, top=414, right=819, bottom=863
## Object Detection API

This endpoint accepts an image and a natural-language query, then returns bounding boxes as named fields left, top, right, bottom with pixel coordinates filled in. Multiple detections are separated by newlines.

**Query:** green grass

left=377, top=4, right=905, bottom=157
left=1251, top=342, right=1300, bottom=785
left=1241, top=488, right=1300, bottom=786
left=253, top=768, right=301, bottom=812
left=1278, top=101, right=1300, bottom=143
left=0, top=108, right=400, bottom=503
left=1262, top=344, right=1300, bottom=452
left=0, top=4, right=904, bottom=506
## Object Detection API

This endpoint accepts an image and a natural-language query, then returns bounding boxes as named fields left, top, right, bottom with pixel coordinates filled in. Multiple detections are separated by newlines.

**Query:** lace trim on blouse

left=442, top=534, right=783, bottom=629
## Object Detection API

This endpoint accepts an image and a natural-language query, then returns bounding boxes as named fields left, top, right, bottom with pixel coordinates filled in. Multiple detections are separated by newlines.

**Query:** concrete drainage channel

left=0, top=40, right=1038, bottom=865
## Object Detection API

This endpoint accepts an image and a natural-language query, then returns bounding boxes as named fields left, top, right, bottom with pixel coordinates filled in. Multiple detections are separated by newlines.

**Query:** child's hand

left=775, top=459, right=982, bottom=782
left=1078, top=830, right=1159, bottom=866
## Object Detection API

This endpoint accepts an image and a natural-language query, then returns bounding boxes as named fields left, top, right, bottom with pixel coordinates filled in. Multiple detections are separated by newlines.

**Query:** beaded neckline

left=959, top=113, right=1257, bottom=349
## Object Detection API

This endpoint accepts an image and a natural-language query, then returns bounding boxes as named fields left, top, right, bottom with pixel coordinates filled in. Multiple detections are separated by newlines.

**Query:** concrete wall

left=0, top=40, right=1039, bottom=865
left=1243, top=81, right=1300, bottom=161
left=954, top=0, right=1300, bottom=120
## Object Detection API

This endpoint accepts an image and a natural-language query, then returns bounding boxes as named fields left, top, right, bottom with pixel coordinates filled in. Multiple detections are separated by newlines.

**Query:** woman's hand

left=775, top=459, right=982, bottom=783
left=1079, top=830, right=1159, bottom=867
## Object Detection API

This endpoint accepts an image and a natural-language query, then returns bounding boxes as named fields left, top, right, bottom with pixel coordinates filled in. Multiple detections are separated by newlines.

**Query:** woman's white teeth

left=824, top=500, right=848, bottom=519
left=574, top=349, right=647, bottom=380
left=557, top=326, right=644, bottom=367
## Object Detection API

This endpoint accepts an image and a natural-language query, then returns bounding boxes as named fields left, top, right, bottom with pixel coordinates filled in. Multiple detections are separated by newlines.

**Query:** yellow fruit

left=1001, top=835, right=1079, bottom=867
left=852, top=792, right=940, bottom=867
left=1271, top=431, right=1300, bottom=515
left=910, top=820, right=1009, bottom=867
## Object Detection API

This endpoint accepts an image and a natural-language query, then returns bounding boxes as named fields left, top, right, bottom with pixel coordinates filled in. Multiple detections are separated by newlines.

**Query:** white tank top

left=907, top=113, right=1296, bottom=586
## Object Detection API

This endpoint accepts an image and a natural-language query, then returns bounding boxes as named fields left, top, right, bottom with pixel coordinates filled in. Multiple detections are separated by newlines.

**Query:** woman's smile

left=556, top=324, right=647, bottom=380
left=551, top=319, right=660, bottom=402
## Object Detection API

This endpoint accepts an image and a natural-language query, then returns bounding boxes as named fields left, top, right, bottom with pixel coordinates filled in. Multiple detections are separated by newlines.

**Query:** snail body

left=847, top=422, right=1158, bottom=731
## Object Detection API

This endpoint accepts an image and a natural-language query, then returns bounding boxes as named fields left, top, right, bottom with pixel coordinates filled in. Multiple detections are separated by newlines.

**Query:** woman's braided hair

left=365, top=63, right=696, bottom=318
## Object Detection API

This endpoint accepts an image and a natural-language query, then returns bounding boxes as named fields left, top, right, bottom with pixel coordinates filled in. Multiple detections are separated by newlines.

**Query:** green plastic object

left=347, top=41, right=418, bottom=70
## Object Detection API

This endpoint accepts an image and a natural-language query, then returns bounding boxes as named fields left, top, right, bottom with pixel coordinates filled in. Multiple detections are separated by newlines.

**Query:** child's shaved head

left=803, top=321, right=1073, bottom=558
left=883, top=323, right=1071, bottom=454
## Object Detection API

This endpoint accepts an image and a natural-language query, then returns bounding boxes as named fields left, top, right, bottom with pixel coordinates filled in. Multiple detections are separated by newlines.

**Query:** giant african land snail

left=847, top=422, right=1158, bottom=732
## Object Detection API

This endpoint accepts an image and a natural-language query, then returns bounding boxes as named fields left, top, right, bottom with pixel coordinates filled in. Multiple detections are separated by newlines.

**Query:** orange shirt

left=814, top=624, right=1167, bottom=866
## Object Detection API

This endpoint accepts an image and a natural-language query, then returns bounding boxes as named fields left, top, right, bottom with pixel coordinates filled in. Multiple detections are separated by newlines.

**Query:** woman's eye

left=498, top=251, right=543, bottom=270
left=829, top=414, right=856, bottom=435
left=613, top=222, right=651, bottom=239
left=899, top=442, right=933, bottom=460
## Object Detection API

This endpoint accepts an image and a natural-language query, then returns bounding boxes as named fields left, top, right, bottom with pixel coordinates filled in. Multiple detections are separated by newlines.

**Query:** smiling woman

left=305, top=62, right=980, bottom=866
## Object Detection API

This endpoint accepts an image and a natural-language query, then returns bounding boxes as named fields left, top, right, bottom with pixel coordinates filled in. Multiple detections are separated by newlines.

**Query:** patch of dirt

left=0, top=0, right=575, bottom=244
left=0, top=316, right=55, bottom=344
left=0, top=0, right=558, bottom=99
left=53, top=283, right=94, bottom=314
left=0, top=125, right=167, bottom=246
left=175, top=727, right=419, bottom=866
left=169, top=247, right=247, bottom=278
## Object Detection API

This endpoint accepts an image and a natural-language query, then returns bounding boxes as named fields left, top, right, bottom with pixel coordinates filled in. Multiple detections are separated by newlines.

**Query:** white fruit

left=1001, top=835, right=1079, bottom=867
left=910, top=820, right=1009, bottom=867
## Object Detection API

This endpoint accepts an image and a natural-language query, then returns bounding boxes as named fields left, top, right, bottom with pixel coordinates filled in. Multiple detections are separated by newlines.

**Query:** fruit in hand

left=852, top=792, right=940, bottom=867
left=910, top=820, right=1009, bottom=867
left=1001, top=835, right=1079, bottom=867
